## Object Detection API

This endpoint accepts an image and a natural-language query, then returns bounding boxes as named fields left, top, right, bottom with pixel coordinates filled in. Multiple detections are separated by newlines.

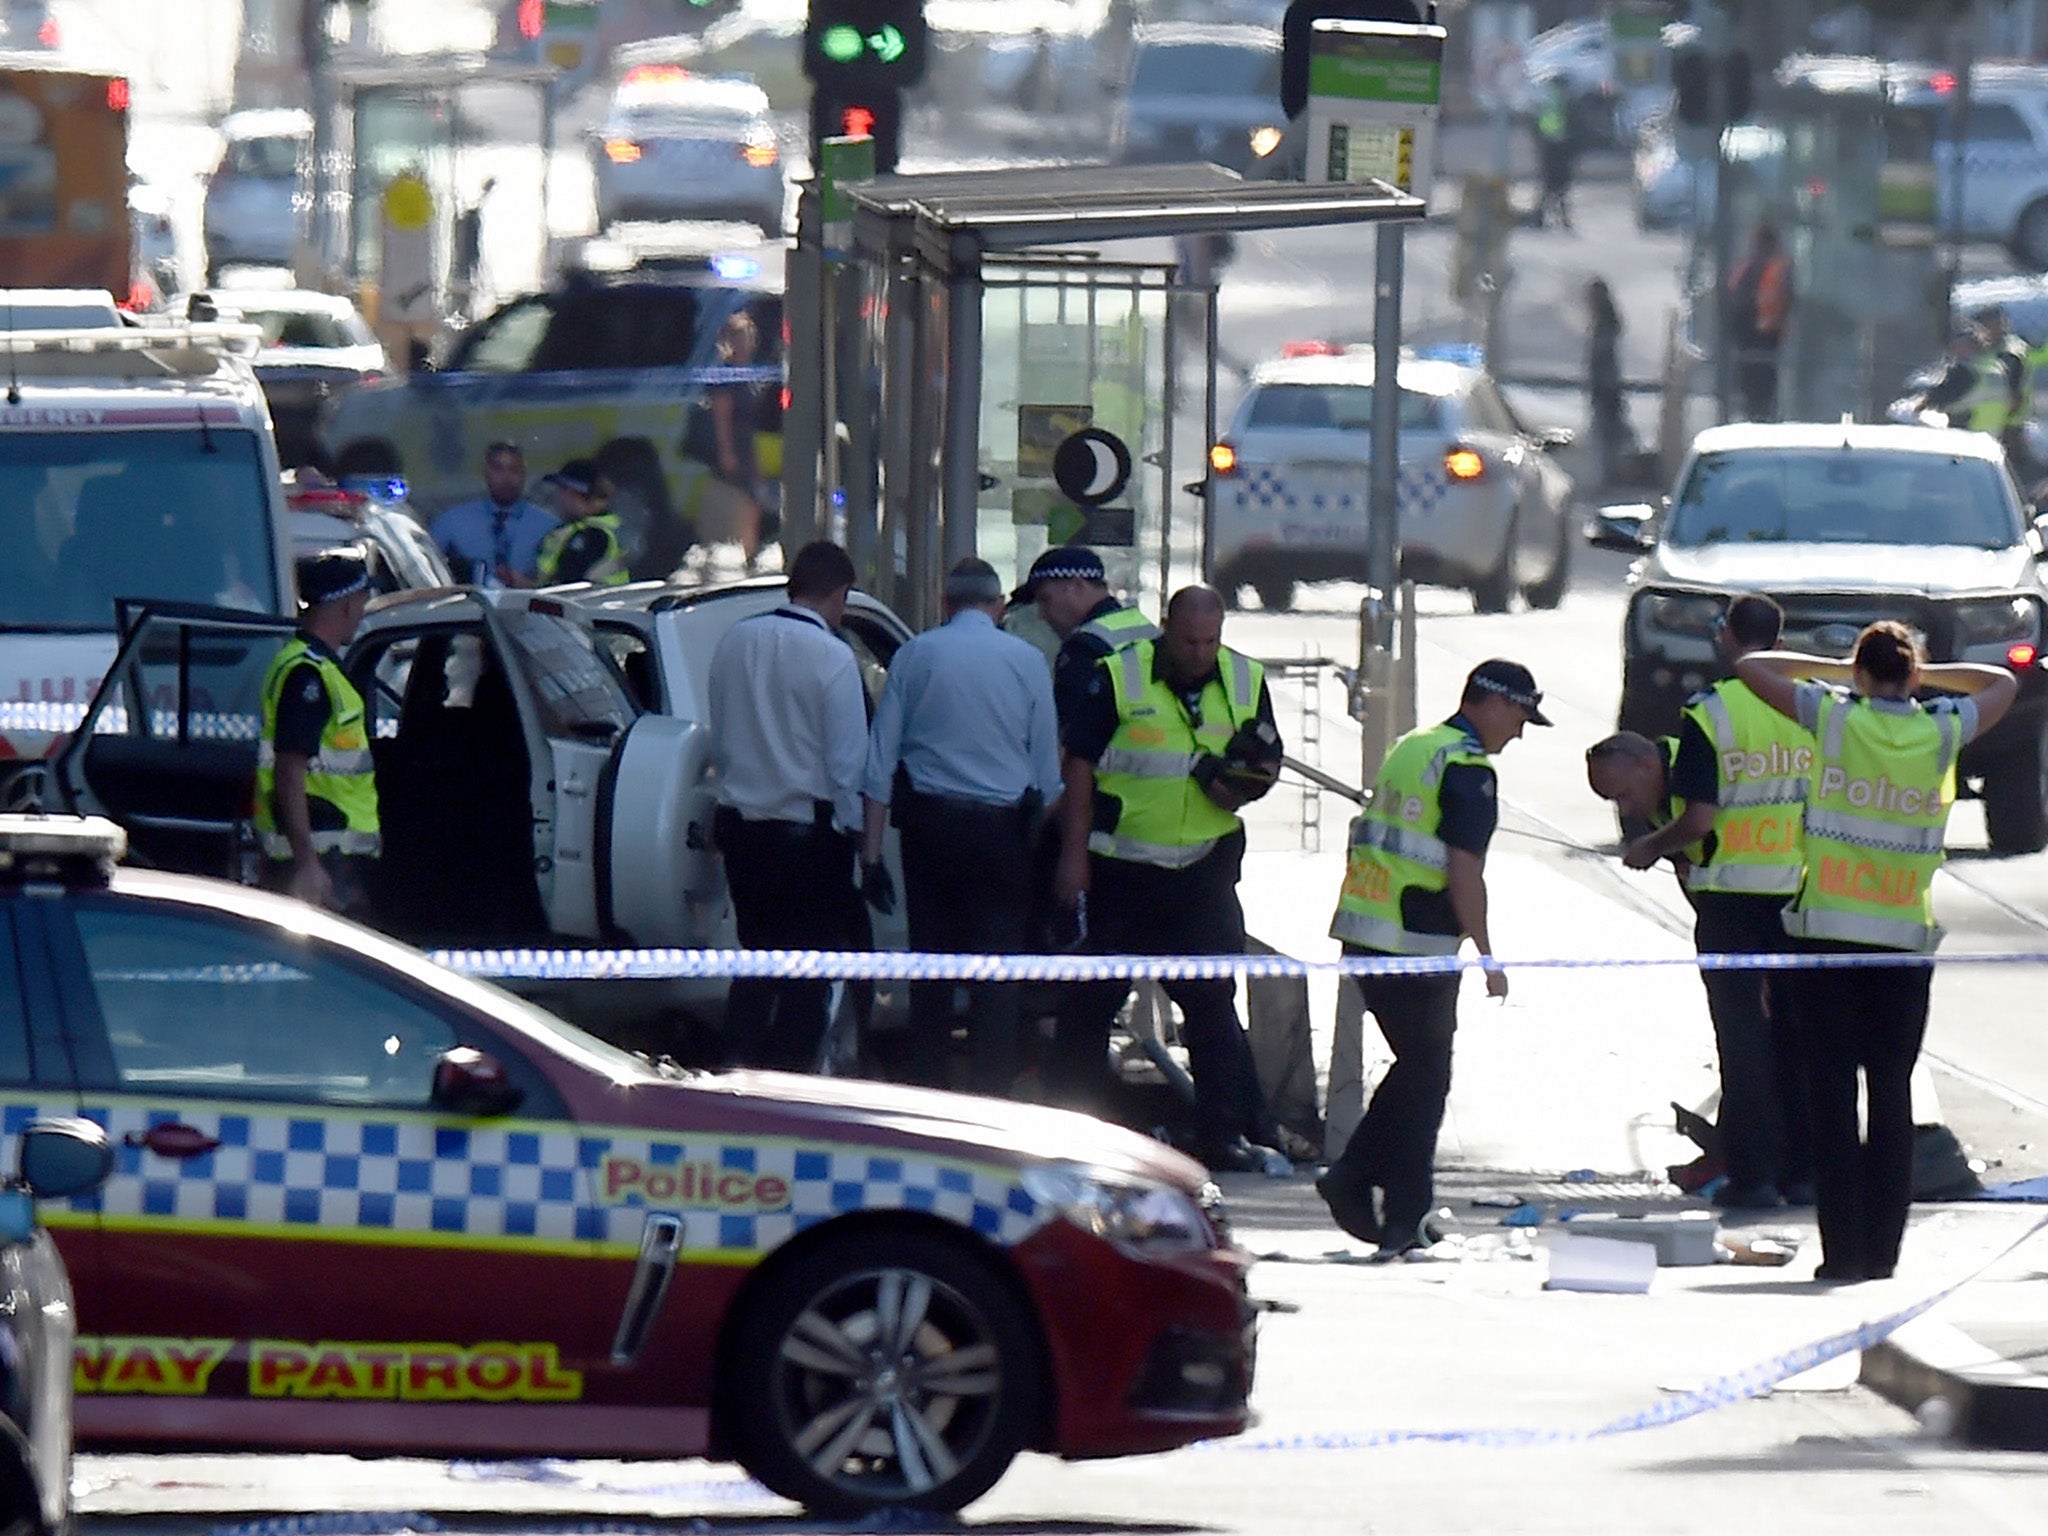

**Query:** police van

left=0, top=316, right=296, bottom=808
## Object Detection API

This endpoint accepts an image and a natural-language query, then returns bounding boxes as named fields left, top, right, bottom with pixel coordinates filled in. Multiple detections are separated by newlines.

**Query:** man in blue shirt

left=428, top=441, right=556, bottom=587
left=861, top=557, right=1064, bottom=1092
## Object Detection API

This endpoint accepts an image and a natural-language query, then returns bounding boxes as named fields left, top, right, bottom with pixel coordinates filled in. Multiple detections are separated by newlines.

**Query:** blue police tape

left=1218, top=1208, right=2048, bottom=1453
left=430, top=945, right=2048, bottom=984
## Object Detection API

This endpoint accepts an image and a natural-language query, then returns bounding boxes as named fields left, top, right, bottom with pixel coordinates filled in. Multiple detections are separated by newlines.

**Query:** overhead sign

left=1304, top=19, right=1445, bottom=200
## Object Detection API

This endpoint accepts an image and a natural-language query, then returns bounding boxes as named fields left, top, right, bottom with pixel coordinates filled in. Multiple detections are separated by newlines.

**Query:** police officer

left=535, top=459, right=629, bottom=586
left=1589, top=594, right=1815, bottom=1210
left=1049, top=585, right=1284, bottom=1173
left=256, top=549, right=379, bottom=915
left=1736, top=623, right=2015, bottom=1282
left=1317, top=660, right=1547, bottom=1258
left=1977, top=306, right=2043, bottom=479
left=1915, top=321, right=2010, bottom=436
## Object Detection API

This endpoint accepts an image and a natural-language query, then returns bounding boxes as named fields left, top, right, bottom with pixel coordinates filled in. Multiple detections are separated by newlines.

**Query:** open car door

left=50, top=602, right=296, bottom=876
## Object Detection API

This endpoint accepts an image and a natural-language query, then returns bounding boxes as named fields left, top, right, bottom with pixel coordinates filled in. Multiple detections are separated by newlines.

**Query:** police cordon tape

left=431, top=945, right=2048, bottom=983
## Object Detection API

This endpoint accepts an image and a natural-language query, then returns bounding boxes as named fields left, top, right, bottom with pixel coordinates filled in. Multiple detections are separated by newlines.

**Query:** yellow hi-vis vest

left=1330, top=720, right=1490, bottom=955
left=1782, top=690, right=1961, bottom=952
left=1955, top=353, right=2013, bottom=435
left=536, top=513, right=629, bottom=585
left=255, top=638, right=381, bottom=861
left=1090, top=641, right=1264, bottom=868
left=1074, top=604, right=1160, bottom=652
left=1680, top=678, right=1812, bottom=895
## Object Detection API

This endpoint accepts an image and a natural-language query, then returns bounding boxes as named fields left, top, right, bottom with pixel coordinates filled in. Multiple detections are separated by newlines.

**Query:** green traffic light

left=867, top=24, right=905, bottom=63
left=819, top=23, right=864, bottom=63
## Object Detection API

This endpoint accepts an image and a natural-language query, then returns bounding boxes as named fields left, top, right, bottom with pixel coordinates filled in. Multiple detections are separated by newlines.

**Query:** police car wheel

left=727, top=1228, right=1042, bottom=1515
left=1983, top=723, right=2048, bottom=855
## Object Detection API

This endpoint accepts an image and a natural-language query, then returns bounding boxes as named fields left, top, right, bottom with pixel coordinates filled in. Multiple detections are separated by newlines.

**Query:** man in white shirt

left=707, top=540, right=870, bottom=1070
left=860, top=558, right=1063, bottom=1092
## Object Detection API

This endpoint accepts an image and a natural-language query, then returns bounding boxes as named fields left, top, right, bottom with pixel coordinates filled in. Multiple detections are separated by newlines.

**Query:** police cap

left=297, top=548, right=371, bottom=607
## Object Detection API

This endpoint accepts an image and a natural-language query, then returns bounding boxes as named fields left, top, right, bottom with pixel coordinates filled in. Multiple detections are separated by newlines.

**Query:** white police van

left=0, top=316, right=297, bottom=810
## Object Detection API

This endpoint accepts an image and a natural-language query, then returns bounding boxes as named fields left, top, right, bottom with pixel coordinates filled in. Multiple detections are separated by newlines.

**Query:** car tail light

left=622, top=64, right=690, bottom=87
left=2009, top=642, right=2038, bottom=668
left=1444, top=445, right=1485, bottom=481
left=106, top=77, right=129, bottom=113
left=40, top=17, right=60, bottom=48
left=1280, top=340, right=1341, bottom=358
left=288, top=487, right=369, bottom=521
left=742, top=139, right=778, bottom=168
left=604, top=139, right=643, bottom=164
left=1209, top=442, right=1239, bottom=476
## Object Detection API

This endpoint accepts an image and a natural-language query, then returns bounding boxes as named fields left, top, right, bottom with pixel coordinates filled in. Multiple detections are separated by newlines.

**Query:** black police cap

left=297, top=548, right=371, bottom=607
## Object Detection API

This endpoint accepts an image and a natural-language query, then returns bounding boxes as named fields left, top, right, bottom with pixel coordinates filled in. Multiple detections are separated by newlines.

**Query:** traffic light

left=810, top=84, right=903, bottom=174
left=803, top=0, right=927, bottom=89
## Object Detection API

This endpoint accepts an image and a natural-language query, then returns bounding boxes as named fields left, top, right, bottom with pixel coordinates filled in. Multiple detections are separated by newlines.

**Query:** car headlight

left=1954, top=596, right=2039, bottom=647
left=1021, top=1163, right=1215, bottom=1256
left=1638, top=591, right=1723, bottom=640
left=1249, top=125, right=1284, bottom=158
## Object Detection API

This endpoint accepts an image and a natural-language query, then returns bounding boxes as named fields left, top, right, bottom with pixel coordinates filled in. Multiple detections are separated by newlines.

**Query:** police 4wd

left=1591, top=421, right=2048, bottom=854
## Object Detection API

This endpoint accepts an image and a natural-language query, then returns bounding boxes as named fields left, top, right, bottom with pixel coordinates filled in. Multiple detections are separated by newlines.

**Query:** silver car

left=592, top=70, right=784, bottom=235
left=1111, top=23, right=1288, bottom=175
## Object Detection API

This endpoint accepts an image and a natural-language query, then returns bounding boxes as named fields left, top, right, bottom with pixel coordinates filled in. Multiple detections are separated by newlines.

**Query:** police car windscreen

left=1664, top=449, right=2023, bottom=550
left=1245, top=384, right=1441, bottom=432
left=1132, top=43, right=1281, bottom=98
left=0, top=428, right=280, bottom=629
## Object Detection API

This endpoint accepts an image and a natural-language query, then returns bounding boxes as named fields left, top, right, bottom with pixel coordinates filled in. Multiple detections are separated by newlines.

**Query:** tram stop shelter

left=783, top=163, right=1426, bottom=628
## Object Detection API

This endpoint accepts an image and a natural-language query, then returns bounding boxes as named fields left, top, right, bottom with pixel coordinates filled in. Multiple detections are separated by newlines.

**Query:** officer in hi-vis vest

left=1737, top=622, right=2015, bottom=1283
left=1049, top=585, right=1285, bottom=1174
left=256, top=549, right=380, bottom=915
left=1588, top=594, right=1816, bottom=1211
left=1317, top=659, right=1548, bottom=1259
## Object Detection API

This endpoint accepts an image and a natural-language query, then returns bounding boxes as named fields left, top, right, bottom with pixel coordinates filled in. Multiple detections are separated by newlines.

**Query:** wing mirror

left=431, top=1046, right=524, bottom=1118
left=1184, top=480, right=1210, bottom=498
left=17, top=1118, right=114, bottom=1202
left=1535, top=426, right=1576, bottom=451
left=1585, top=501, right=1659, bottom=553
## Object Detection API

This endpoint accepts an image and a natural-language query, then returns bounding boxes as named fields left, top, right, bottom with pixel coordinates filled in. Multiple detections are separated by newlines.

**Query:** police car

left=0, top=814, right=1251, bottom=1515
left=1591, top=421, right=2048, bottom=853
left=1205, top=344, right=1577, bottom=613
left=0, top=317, right=297, bottom=812
left=286, top=474, right=454, bottom=595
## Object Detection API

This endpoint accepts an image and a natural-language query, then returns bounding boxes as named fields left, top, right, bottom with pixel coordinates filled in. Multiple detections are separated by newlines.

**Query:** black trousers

left=1328, top=962, right=1462, bottom=1236
left=1786, top=947, right=1932, bottom=1278
left=713, top=806, right=859, bottom=1072
left=1736, top=352, right=1780, bottom=422
left=1047, top=833, right=1271, bottom=1154
left=1692, top=892, right=1812, bottom=1193
left=898, top=791, right=1035, bottom=1095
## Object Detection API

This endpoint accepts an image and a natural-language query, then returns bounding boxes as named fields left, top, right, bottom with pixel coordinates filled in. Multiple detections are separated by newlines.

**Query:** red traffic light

left=105, top=78, right=130, bottom=113
left=841, top=104, right=876, bottom=138
left=517, top=0, right=544, bottom=40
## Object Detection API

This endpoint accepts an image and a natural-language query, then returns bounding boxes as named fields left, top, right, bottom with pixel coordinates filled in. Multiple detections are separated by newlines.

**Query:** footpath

left=1231, top=833, right=2048, bottom=1452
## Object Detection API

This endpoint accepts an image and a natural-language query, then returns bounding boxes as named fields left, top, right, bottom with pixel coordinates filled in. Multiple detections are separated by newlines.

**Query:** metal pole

left=1708, top=5, right=1735, bottom=422
left=782, top=185, right=823, bottom=555
left=843, top=262, right=877, bottom=577
left=1157, top=273, right=1175, bottom=605
left=1367, top=224, right=1403, bottom=602
left=1200, top=281, right=1219, bottom=583
left=941, top=259, right=983, bottom=570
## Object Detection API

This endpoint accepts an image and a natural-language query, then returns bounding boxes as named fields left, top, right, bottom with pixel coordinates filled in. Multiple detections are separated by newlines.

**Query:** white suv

left=202, top=109, right=309, bottom=275
left=0, top=317, right=296, bottom=806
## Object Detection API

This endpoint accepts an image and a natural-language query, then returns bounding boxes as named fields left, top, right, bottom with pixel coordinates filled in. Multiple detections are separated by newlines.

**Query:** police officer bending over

left=860, top=558, right=1064, bottom=1093
left=1318, top=660, right=1546, bottom=1258
left=256, top=549, right=379, bottom=915
left=1050, top=585, right=1286, bottom=1174
left=535, top=458, right=629, bottom=586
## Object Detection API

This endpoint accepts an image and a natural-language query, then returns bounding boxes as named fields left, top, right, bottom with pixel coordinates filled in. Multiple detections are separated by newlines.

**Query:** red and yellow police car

left=0, top=818, right=1252, bottom=1515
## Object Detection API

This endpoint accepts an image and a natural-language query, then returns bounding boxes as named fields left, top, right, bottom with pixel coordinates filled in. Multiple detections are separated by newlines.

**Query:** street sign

left=1051, top=427, right=1133, bottom=508
left=1280, top=0, right=1424, bottom=121
left=1303, top=19, right=1445, bottom=200
left=379, top=171, right=436, bottom=325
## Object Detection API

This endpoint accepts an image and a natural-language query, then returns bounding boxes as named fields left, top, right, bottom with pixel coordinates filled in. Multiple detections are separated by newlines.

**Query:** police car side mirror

left=431, top=1046, right=523, bottom=1118
left=17, top=1118, right=114, bottom=1202
left=1586, top=502, right=1658, bottom=553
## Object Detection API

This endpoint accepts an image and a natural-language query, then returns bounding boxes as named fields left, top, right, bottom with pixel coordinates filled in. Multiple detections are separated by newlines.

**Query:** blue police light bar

left=712, top=253, right=761, bottom=282
left=340, top=475, right=409, bottom=502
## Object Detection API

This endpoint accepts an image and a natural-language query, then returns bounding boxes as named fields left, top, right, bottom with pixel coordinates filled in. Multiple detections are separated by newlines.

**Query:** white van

left=0, top=316, right=295, bottom=807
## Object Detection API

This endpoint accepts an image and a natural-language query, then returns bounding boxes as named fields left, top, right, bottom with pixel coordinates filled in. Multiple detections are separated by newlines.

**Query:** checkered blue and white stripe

left=10, top=1102, right=1045, bottom=1256
left=1226, top=462, right=1448, bottom=519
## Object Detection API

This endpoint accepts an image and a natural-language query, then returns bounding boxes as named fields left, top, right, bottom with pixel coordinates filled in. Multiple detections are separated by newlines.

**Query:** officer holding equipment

left=256, top=549, right=379, bottom=915
left=1049, top=585, right=1285, bottom=1173
left=1736, top=622, right=2015, bottom=1282
left=1318, top=659, right=1547, bottom=1258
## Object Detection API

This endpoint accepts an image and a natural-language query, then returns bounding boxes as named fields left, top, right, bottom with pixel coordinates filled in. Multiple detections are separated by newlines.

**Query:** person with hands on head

left=1317, top=659, right=1547, bottom=1260
left=1736, top=623, right=2016, bottom=1283
left=859, top=557, right=1063, bottom=1093
left=1048, top=584, right=1286, bottom=1174
left=255, top=549, right=380, bottom=916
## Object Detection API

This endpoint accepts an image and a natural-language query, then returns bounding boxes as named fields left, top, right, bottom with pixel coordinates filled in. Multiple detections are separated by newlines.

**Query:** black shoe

left=1366, top=1226, right=1438, bottom=1264
left=1200, top=1138, right=1265, bottom=1175
left=1712, top=1182, right=1786, bottom=1211
left=1315, top=1170, right=1383, bottom=1244
left=1812, top=1262, right=1866, bottom=1283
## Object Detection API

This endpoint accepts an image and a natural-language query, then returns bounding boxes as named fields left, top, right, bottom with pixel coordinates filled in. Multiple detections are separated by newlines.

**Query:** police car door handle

left=610, top=1213, right=684, bottom=1365
left=125, top=1123, right=221, bottom=1159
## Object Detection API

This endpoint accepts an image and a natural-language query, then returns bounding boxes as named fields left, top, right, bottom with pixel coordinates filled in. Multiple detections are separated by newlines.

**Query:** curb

left=1861, top=1316, right=2048, bottom=1449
